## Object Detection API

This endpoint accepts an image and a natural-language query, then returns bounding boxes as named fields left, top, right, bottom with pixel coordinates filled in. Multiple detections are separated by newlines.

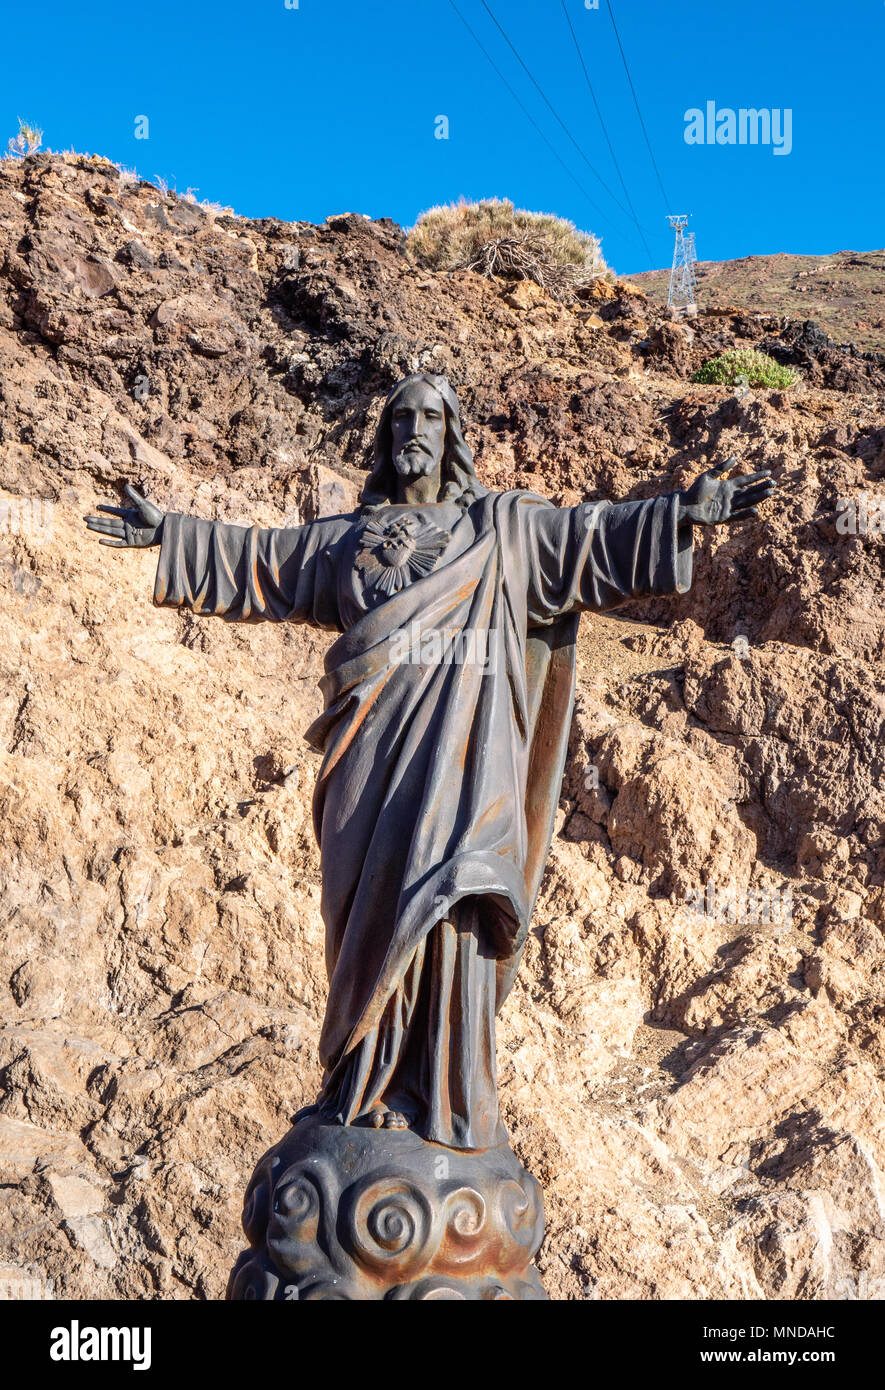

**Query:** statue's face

left=389, top=382, right=446, bottom=481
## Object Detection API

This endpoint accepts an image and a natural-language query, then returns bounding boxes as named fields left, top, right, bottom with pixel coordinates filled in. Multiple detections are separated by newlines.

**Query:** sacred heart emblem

left=356, top=513, right=450, bottom=596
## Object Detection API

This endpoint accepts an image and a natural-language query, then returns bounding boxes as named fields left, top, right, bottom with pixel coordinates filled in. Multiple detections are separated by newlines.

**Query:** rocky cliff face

left=1, top=152, right=884, bottom=1300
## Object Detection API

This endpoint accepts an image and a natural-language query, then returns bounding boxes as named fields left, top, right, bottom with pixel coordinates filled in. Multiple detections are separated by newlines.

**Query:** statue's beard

left=392, top=442, right=441, bottom=479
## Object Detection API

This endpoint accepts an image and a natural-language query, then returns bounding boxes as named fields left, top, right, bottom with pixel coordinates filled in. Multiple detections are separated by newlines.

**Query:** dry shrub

left=407, top=198, right=609, bottom=300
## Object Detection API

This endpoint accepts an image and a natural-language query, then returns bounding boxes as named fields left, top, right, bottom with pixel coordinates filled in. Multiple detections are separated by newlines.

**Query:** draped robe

left=154, top=490, right=693, bottom=1149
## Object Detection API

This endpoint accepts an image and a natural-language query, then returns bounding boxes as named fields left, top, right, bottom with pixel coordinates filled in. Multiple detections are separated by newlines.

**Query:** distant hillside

left=629, top=249, right=885, bottom=355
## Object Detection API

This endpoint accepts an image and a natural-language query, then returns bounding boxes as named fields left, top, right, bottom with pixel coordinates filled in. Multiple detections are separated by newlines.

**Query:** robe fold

left=154, top=490, right=693, bottom=1149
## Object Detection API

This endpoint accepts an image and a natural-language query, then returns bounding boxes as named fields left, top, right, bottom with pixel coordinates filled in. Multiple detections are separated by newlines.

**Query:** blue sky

left=3, top=0, right=883, bottom=275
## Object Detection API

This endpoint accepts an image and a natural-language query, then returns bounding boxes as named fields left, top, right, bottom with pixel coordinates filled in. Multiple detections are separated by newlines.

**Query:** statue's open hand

left=84, top=484, right=164, bottom=547
left=678, top=458, right=778, bottom=526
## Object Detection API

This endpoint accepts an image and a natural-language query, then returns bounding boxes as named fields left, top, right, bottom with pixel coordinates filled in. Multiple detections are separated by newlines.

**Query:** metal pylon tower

left=667, top=215, right=698, bottom=315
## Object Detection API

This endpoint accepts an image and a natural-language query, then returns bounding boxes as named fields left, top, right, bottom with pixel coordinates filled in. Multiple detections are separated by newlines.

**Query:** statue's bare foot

left=382, top=1110, right=408, bottom=1130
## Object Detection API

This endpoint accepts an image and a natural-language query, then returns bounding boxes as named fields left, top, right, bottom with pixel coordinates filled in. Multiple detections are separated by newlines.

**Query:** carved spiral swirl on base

left=342, top=1176, right=436, bottom=1277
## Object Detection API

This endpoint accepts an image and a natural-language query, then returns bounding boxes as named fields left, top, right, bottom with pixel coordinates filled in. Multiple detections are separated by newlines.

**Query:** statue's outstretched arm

left=524, top=459, right=780, bottom=620
left=85, top=486, right=331, bottom=625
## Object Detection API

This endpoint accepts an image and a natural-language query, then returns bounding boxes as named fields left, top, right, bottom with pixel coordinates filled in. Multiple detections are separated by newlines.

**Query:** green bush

left=692, top=348, right=796, bottom=390
left=406, top=197, right=607, bottom=277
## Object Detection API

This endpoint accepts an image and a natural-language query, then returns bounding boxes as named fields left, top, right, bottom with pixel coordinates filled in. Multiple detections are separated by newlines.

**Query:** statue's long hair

left=360, top=373, right=487, bottom=511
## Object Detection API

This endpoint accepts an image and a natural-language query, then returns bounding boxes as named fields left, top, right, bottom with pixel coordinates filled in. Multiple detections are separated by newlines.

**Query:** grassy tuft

left=5, top=118, right=43, bottom=160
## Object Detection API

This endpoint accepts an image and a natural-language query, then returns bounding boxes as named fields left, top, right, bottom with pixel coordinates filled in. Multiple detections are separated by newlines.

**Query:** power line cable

left=446, top=0, right=638, bottom=245
left=478, top=0, right=635, bottom=226
left=558, top=0, right=654, bottom=266
left=604, top=0, right=670, bottom=209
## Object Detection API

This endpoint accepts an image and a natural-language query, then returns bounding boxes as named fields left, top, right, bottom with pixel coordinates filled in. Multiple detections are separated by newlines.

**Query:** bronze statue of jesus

left=85, top=372, right=775, bottom=1297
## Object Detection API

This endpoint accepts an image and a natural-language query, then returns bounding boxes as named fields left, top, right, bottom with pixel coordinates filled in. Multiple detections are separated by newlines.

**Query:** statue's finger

left=124, top=483, right=145, bottom=504
left=733, top=487, right=776, bottom=504
left=99, top=537, right=127, bottom=547
left=96, top=505, right=132, bottom=518
left=729, top=506, right=760, bottom=520
left=735, top=477, right=776, bottom=494
left=710, top=456, right=737, bottom=477
left=733, top=489, right=772, bottom=511
left=734, top=472, right=775, bottom=488
left=734, top=470, right=772, bottom=485
left=124, top=483, right=162, bottom=525
left=732, top=496, right=772, bottom=515
left=86, top=517, right=125, bottom=536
